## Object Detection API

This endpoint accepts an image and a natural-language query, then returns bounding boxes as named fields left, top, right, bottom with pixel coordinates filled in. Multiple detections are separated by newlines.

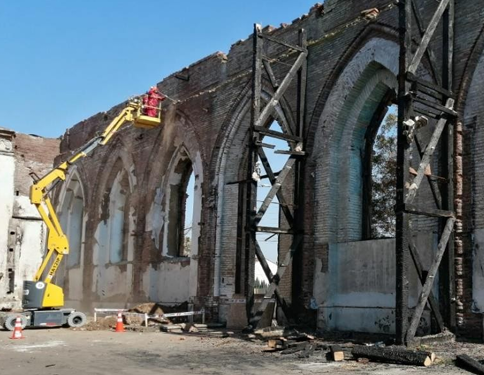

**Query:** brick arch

left=141, top=110, right=203, bottom=260
left=142, top=109, right=201, bottom=211
left=99, top=158, right=131, bottom=261
left=211, top=85, right=294, bottom=305
left=310, top=38, right=399, bottom=245
left=306, top=36, right=435, bottom=326
left=55, top=167, right=87, bottom=308
left=93, top=140, right=137, bottom=264
left=87, top=141, right=137, bottom=305
left=456, top=23, right=484, bottom=115
left=159, top=145, right=192, bottom=256
left=306, top=25, right=399, bottom=150
left=462, top=47, right=484, bottom=315
left=137, top=110, right=203, bottom=304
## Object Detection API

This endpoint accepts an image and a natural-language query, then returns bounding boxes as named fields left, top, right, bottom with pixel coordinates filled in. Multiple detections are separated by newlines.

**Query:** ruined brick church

left=2, top=0, right=484, bottom=342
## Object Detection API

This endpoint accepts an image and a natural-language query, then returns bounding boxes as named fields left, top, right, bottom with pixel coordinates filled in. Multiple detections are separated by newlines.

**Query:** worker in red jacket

left=143, top=86, right=165, bottom=117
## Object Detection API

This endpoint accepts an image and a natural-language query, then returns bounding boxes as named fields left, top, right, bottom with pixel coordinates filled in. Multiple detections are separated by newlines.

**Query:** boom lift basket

left=134, top=96, right=162, bottom=129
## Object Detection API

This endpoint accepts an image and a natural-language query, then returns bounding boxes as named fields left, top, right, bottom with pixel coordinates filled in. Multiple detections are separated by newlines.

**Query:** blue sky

left=0, top=1, right=317, bottom=138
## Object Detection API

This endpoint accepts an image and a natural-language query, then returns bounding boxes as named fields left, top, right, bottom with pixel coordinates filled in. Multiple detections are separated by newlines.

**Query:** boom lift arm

left=24, top=96, right=162, bottom=311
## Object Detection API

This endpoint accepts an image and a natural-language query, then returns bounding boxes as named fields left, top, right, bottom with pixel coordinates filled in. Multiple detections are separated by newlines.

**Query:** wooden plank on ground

left=351, top=346, right=434, bottom=367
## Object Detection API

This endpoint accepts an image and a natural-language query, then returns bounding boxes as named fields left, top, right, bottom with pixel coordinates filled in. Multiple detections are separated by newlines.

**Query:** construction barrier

left=93, top=308, right=205, bottom=326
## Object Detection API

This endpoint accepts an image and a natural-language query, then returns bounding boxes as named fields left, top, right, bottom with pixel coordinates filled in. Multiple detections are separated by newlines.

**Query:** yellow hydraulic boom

left=24, top=96, right=162, bottom=313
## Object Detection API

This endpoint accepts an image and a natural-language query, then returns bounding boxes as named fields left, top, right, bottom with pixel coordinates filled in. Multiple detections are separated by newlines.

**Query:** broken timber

left=351, top=346, right=435, bottom=367
left=456, top=355, right=484, bottom=375
left=330, top=345, right=345, bottom=362
left=245, top=23, right=308, bottom=328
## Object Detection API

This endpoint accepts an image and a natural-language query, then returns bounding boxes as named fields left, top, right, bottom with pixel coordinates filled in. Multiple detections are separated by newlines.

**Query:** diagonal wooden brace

left=414, top=134, right=442, bottom=209
left=258, top=148, right=294, bottom=224
left=408, top=0, right=450, bottom=74
left=408, top=242, right=444, bottom=331
left=254, top=241, right=291, bottom=321
left=411, top=0, right=442, bottom=87
left=261, top=59, right=296, bottom=135
left=255, top=52, right=307, bottom=128
left=406, top=98, right=454, bottom=204
left=254, top=157, right=296, bottom=224
left=251, top=235, right=303, bottom=327
left=406, top=217, right=455, bottom=343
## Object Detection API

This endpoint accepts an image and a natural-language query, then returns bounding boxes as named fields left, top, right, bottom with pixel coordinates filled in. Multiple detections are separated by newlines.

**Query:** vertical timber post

left=244, top=24, right=308, bottom=327
left=292, top=28, right=308, bottom=315
left=396, top=0, right=412, bottom=345
left=397, top=0, right=456, bottom=344
left=440, top=0, right=456, bottom=331
left=246, top=23, right=263, bottom=318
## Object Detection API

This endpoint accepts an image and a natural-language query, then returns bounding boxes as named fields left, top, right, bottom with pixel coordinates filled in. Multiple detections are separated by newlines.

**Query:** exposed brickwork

left=14, top=133, right=60, bottom=197
left=0, top=128, right=59, bottom=309
left=39, top=0, right=484, bottom=338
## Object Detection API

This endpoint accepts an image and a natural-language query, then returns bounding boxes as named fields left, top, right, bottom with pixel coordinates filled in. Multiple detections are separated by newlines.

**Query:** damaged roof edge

left=60, top=2, right=343, bottom=144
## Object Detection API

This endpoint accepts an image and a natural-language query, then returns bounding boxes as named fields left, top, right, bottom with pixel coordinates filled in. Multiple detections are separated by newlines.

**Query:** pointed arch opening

left=58, top=171, right=85, bottom=268
left=98, top=158, right=132, bottom=265
left=362, top=96, right=398, bottom=240
left=164, top=147, right=199, bottom=258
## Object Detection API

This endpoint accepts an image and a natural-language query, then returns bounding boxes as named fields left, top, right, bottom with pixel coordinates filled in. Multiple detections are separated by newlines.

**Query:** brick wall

left=49, top=0, right=484, bottom=337
left=0, top=129, right=59, bottom=309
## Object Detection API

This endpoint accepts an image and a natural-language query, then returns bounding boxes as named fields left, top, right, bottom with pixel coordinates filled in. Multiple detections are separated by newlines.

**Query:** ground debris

left=84, top=316, right=117, bottom=331
left=330, top=345, right=345, bottom=362
left=129, top=302, right=165, bottom=315
left=351, top=345, right=435, bottom=367
left=456, top=354, right=484, bottom=375
left=408, top=330, right=455, bottom=347
left=255, top=326, right=314, bottom=340
left=297, top=343, right=315, bottom=359
left=127, top=303, right=171, bottom=325
left=357, top=357, right=369, bottom=364
left=260, top=327, right=316, bottom=354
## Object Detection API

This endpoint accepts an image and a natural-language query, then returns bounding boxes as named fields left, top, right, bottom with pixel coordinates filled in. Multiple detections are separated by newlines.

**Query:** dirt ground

left=1, top=326, right=482, bottom=375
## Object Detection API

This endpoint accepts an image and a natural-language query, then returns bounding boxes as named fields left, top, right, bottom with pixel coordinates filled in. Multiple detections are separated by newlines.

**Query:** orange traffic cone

left=10, top=316, right=25, bottom=340
left=115, top=312, right=125, bottom=332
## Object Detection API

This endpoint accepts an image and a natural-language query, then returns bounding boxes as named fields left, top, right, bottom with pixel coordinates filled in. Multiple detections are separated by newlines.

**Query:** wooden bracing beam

left=414, top=134, right=443, bottom=209
left=411, top=0, right=441, bottom=87
left=258, top=148, right=294, bottom=224
left=244, top=24, right=307, bottom=328
left=408, top=0, right=451, bottom=74
left=254, top=158, right=296, bottom=225
left=408, top=241, right=445, bottom=331
left=397, top=0, right=455, bottom=345
left=252, top=235, right=303, bottom=323
left=255, top=52, right=307, bottom=129
left=406, top=218, right=455, bottom=342
left=405, top=99, right=453, bottom=203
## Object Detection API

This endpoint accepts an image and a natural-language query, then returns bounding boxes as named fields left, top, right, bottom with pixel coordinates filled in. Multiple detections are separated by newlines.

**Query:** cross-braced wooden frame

left=396, top=0, right=456, bottom=345
left=244, top=24, right=307, bottom=328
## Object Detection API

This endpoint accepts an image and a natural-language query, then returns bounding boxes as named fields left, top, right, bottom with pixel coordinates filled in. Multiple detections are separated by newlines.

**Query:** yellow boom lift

left=4, top=94, right=162, bottom=330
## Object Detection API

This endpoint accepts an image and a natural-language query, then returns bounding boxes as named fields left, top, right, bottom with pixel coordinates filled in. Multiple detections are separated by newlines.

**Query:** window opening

left=254, top=120, right=290, bottom=295
left=109, top=172, right=128, bottom=263
left=167, top=156, right=194, bottom=258
left=181, top=170, right=195, bottom=257
left=369, top=104, right=397, bottom=238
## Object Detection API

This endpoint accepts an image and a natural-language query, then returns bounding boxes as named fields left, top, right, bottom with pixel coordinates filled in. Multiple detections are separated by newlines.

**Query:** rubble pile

left=84, top=316, right=118, bottom=331
left=256, top=327, right=438, bottom=367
